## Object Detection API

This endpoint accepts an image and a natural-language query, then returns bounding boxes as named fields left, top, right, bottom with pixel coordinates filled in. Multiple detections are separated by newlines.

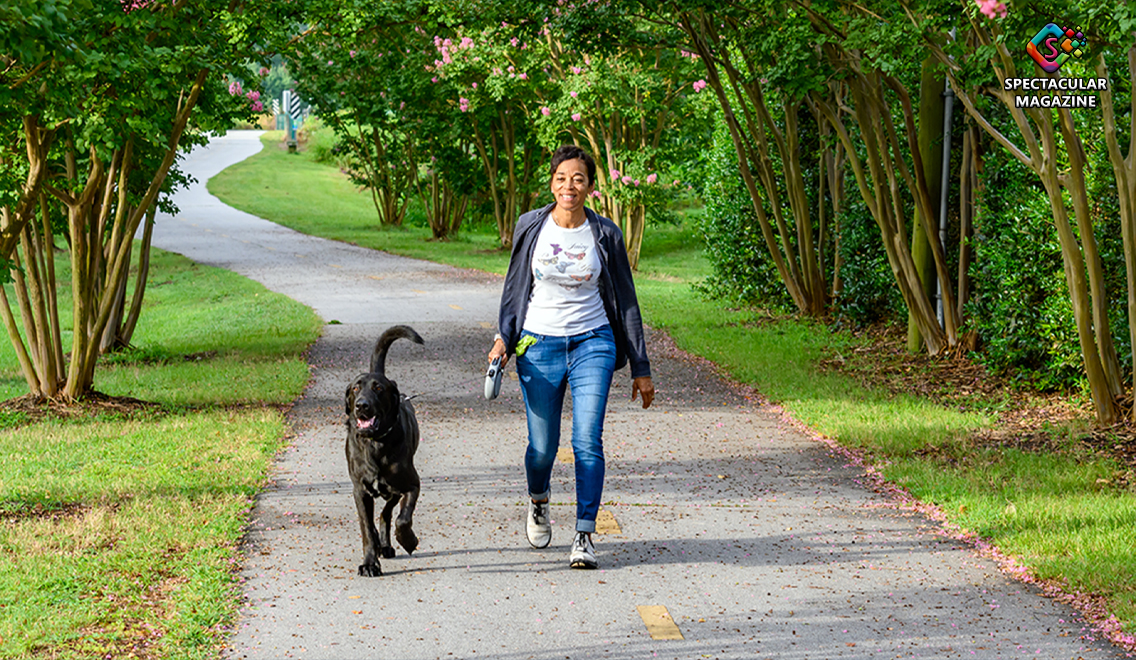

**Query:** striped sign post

left=282, top=89, right=298, bottom=152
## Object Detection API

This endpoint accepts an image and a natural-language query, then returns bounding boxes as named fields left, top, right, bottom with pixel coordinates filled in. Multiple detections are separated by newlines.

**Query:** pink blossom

left=472, top=82, right=478, bottom=89
left=459, top=97, right=470, bottom=112
left=511, top=36, right=520, bottom=47
left=519, top=73, right=527, bottom=80
left=571, top=113, right=582, bottom=121
left=591, top=190, right=601, bottom=198
left=400, top=101, right=406, bottom=110
left=571, top=66, right=583, bottom=75
left=977, top=0, right=1007, bottom=18
left=327, top=60, right=334, bottom=65
left=349, top=50, right=357, bottom=58
left=621, top=175, right=633, bottom=185
left=258, top=67, right=269, bottom=76
left=570, top=91, right=578, bottom=98
left=121, top=0, right=149, bottom=12
left=431, top=77, right=438, bottom=83
left=228, top=81, right=243, bottom=96
left=634, top=179, right=640, bottom=186
left=460, top=37, right=474, bottom=49
left=442, top=51, right=452, bottom=64
left=646, top=173, right=657, bottom=184
left=251, top=100, right=264, bottom=112
left=443, top=38, right=452, bottom=47
left=541, top=106, right=551, bottom=116
left=245, top=90, right=260, bottom=101
left=434, top=36, right=443, bottom=47
left=692, top=79, right=707, bottom=92
left=610, top=168, right=620, bottom=179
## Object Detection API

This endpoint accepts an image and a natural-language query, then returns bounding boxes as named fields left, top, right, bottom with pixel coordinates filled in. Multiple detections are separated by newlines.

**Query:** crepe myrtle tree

left=434, top=23, right=553, bottom=247
left=535, top=41, right=699, bottom=270
left=918, top=0, right=1136, bottom=423
left=289, top=3, right=439, bottom=228
left=0, top=0, right=286, bottom=401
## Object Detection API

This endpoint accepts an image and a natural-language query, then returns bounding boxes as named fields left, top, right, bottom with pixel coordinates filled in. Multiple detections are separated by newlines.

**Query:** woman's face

left=550, top=158, right=594, bottom=216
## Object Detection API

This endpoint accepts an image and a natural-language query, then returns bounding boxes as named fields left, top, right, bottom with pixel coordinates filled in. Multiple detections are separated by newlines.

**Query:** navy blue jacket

left=497, top=202, right=651, bottom=379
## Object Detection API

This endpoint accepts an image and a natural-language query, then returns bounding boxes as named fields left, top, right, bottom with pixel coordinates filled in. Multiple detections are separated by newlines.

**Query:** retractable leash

left=400, top=368, right=503, bottom=403
left=484, top=357, right=504, bottom=400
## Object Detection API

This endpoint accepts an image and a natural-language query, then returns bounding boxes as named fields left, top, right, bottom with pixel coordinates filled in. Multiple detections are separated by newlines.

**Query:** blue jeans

left=515, top=325, right=616, bottom=534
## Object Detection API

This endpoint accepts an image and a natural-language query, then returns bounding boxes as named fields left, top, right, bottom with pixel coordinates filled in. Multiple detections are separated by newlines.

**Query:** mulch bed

left=817, top=322, right=1136, bottom=469
left=1, top=390, right=163, bottom=426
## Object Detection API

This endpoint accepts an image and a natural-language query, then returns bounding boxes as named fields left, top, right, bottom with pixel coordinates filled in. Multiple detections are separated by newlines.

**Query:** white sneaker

left=526, top=500, right=551, bottom=548
left=570, top=532, right=597, bottom=569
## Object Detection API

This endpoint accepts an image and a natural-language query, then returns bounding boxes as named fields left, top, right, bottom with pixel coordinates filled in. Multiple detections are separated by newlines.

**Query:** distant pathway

left=150, top=131, right=1124, bottom=659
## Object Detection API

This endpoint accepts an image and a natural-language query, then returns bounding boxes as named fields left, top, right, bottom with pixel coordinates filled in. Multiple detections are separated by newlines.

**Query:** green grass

left=0, top=247, right=322, bottom=658
left=207, top=133, right=506, bottom=272
left=211, top=130, right=1136, bottom=635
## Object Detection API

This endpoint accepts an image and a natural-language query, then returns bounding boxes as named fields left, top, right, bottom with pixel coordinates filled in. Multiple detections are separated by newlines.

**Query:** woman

left=488, top=144, right=654, bottom=570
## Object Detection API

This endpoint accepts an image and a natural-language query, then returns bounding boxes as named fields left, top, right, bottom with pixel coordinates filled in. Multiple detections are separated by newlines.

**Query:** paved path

left=154, top=131, right=1124, bottom=660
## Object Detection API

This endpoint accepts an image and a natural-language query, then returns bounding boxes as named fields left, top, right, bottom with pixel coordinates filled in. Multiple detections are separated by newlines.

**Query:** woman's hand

left=488, top=338, right=508, bottom=367
left=631, top=376, right=654, bottom=409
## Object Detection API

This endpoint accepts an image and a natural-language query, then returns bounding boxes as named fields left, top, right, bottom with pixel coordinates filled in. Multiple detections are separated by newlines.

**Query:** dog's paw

left=380, top=546, right=396, bottom=559
left=396, top=525, right=418, bottom=555
left=358, top=563, right=382, bottom=577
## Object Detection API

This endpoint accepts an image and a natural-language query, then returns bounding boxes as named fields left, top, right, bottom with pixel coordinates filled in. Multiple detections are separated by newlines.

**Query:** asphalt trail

left=151, top=131, right=1125, bottom=660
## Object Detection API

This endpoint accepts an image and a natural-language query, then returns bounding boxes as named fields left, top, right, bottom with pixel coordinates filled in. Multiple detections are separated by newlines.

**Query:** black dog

left=345, top=325, right=424, bottom=577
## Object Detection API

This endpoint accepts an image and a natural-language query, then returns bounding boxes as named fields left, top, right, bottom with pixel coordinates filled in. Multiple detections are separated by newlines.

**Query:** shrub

left=696, top=121, right=794, bottom=310
left=299, top=115, right=340, bottom=165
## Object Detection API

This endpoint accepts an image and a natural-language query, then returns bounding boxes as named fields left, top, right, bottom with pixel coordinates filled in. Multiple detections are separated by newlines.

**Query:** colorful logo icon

left=1026, top=23, right=1086, bottom=73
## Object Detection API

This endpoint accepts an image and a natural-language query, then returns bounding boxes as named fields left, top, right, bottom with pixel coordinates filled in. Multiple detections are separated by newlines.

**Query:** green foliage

left=299, top=115, right=341, bottom=165
left=696, top=121, right=794, bottom=309
left=964, top=141, right=1082, bottom=389
left=832, top=195, right=906, bottom=327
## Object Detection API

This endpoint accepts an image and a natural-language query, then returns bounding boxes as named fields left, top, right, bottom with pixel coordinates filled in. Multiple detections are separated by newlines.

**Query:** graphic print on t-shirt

left=533, top=242, right=594, bottom=290
left=523, top=217, right=608, bottom=337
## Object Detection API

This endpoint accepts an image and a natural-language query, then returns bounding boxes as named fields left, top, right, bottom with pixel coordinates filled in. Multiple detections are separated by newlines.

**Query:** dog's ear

left=345, top=383, right=354, bottom=415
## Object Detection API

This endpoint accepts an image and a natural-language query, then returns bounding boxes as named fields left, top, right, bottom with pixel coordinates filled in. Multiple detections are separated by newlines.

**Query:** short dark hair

left=549, top=144, right=596, bottom=186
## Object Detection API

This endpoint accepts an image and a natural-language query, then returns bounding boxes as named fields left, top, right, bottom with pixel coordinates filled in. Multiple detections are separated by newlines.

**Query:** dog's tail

left=370, top=325, right=424, bottom=375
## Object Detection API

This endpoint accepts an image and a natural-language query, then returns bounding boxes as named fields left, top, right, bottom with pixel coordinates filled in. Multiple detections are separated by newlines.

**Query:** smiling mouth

left=357, top=416, right=375, bottom=430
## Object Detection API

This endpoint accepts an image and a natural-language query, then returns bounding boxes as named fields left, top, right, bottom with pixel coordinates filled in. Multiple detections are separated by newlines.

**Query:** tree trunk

left=907, top=58, right=946, bottom=353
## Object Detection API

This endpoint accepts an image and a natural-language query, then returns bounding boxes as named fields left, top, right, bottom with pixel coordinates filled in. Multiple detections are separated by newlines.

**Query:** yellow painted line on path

left=221, top=233, right=230, bottom=238
left=330, top=263, right=342, bottom=268
left=479, top=321, right=494, bottom=329
left=411, top=289, right=427, bottom=294
left=369, top=275, right=383, bottom=280
left=637, top=606, right=683, bottom=640
left=594, top=508, right=621, bottom=535
left=449, top=304, right=463, bottom=310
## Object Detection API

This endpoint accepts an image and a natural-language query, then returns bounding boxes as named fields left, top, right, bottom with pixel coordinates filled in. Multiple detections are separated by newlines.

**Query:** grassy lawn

left=0, top=249, right=322, bottom=658
left=211, top=130, right=1136, bottom=638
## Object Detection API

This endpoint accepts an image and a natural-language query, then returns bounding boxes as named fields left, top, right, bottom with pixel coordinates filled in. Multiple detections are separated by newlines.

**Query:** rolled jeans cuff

left=576, top=518, right=596, bottom=534
left=529, top=490, right=550, bottom=502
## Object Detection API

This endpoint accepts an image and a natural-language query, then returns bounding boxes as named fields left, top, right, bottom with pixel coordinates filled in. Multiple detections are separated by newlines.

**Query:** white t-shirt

left=522, top=217, right=608, bottom=336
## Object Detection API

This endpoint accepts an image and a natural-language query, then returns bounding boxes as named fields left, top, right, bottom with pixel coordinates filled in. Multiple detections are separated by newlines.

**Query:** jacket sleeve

left=606, top=225, right=652, bottom=379
left=497, top=217, right=532, bottom=354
